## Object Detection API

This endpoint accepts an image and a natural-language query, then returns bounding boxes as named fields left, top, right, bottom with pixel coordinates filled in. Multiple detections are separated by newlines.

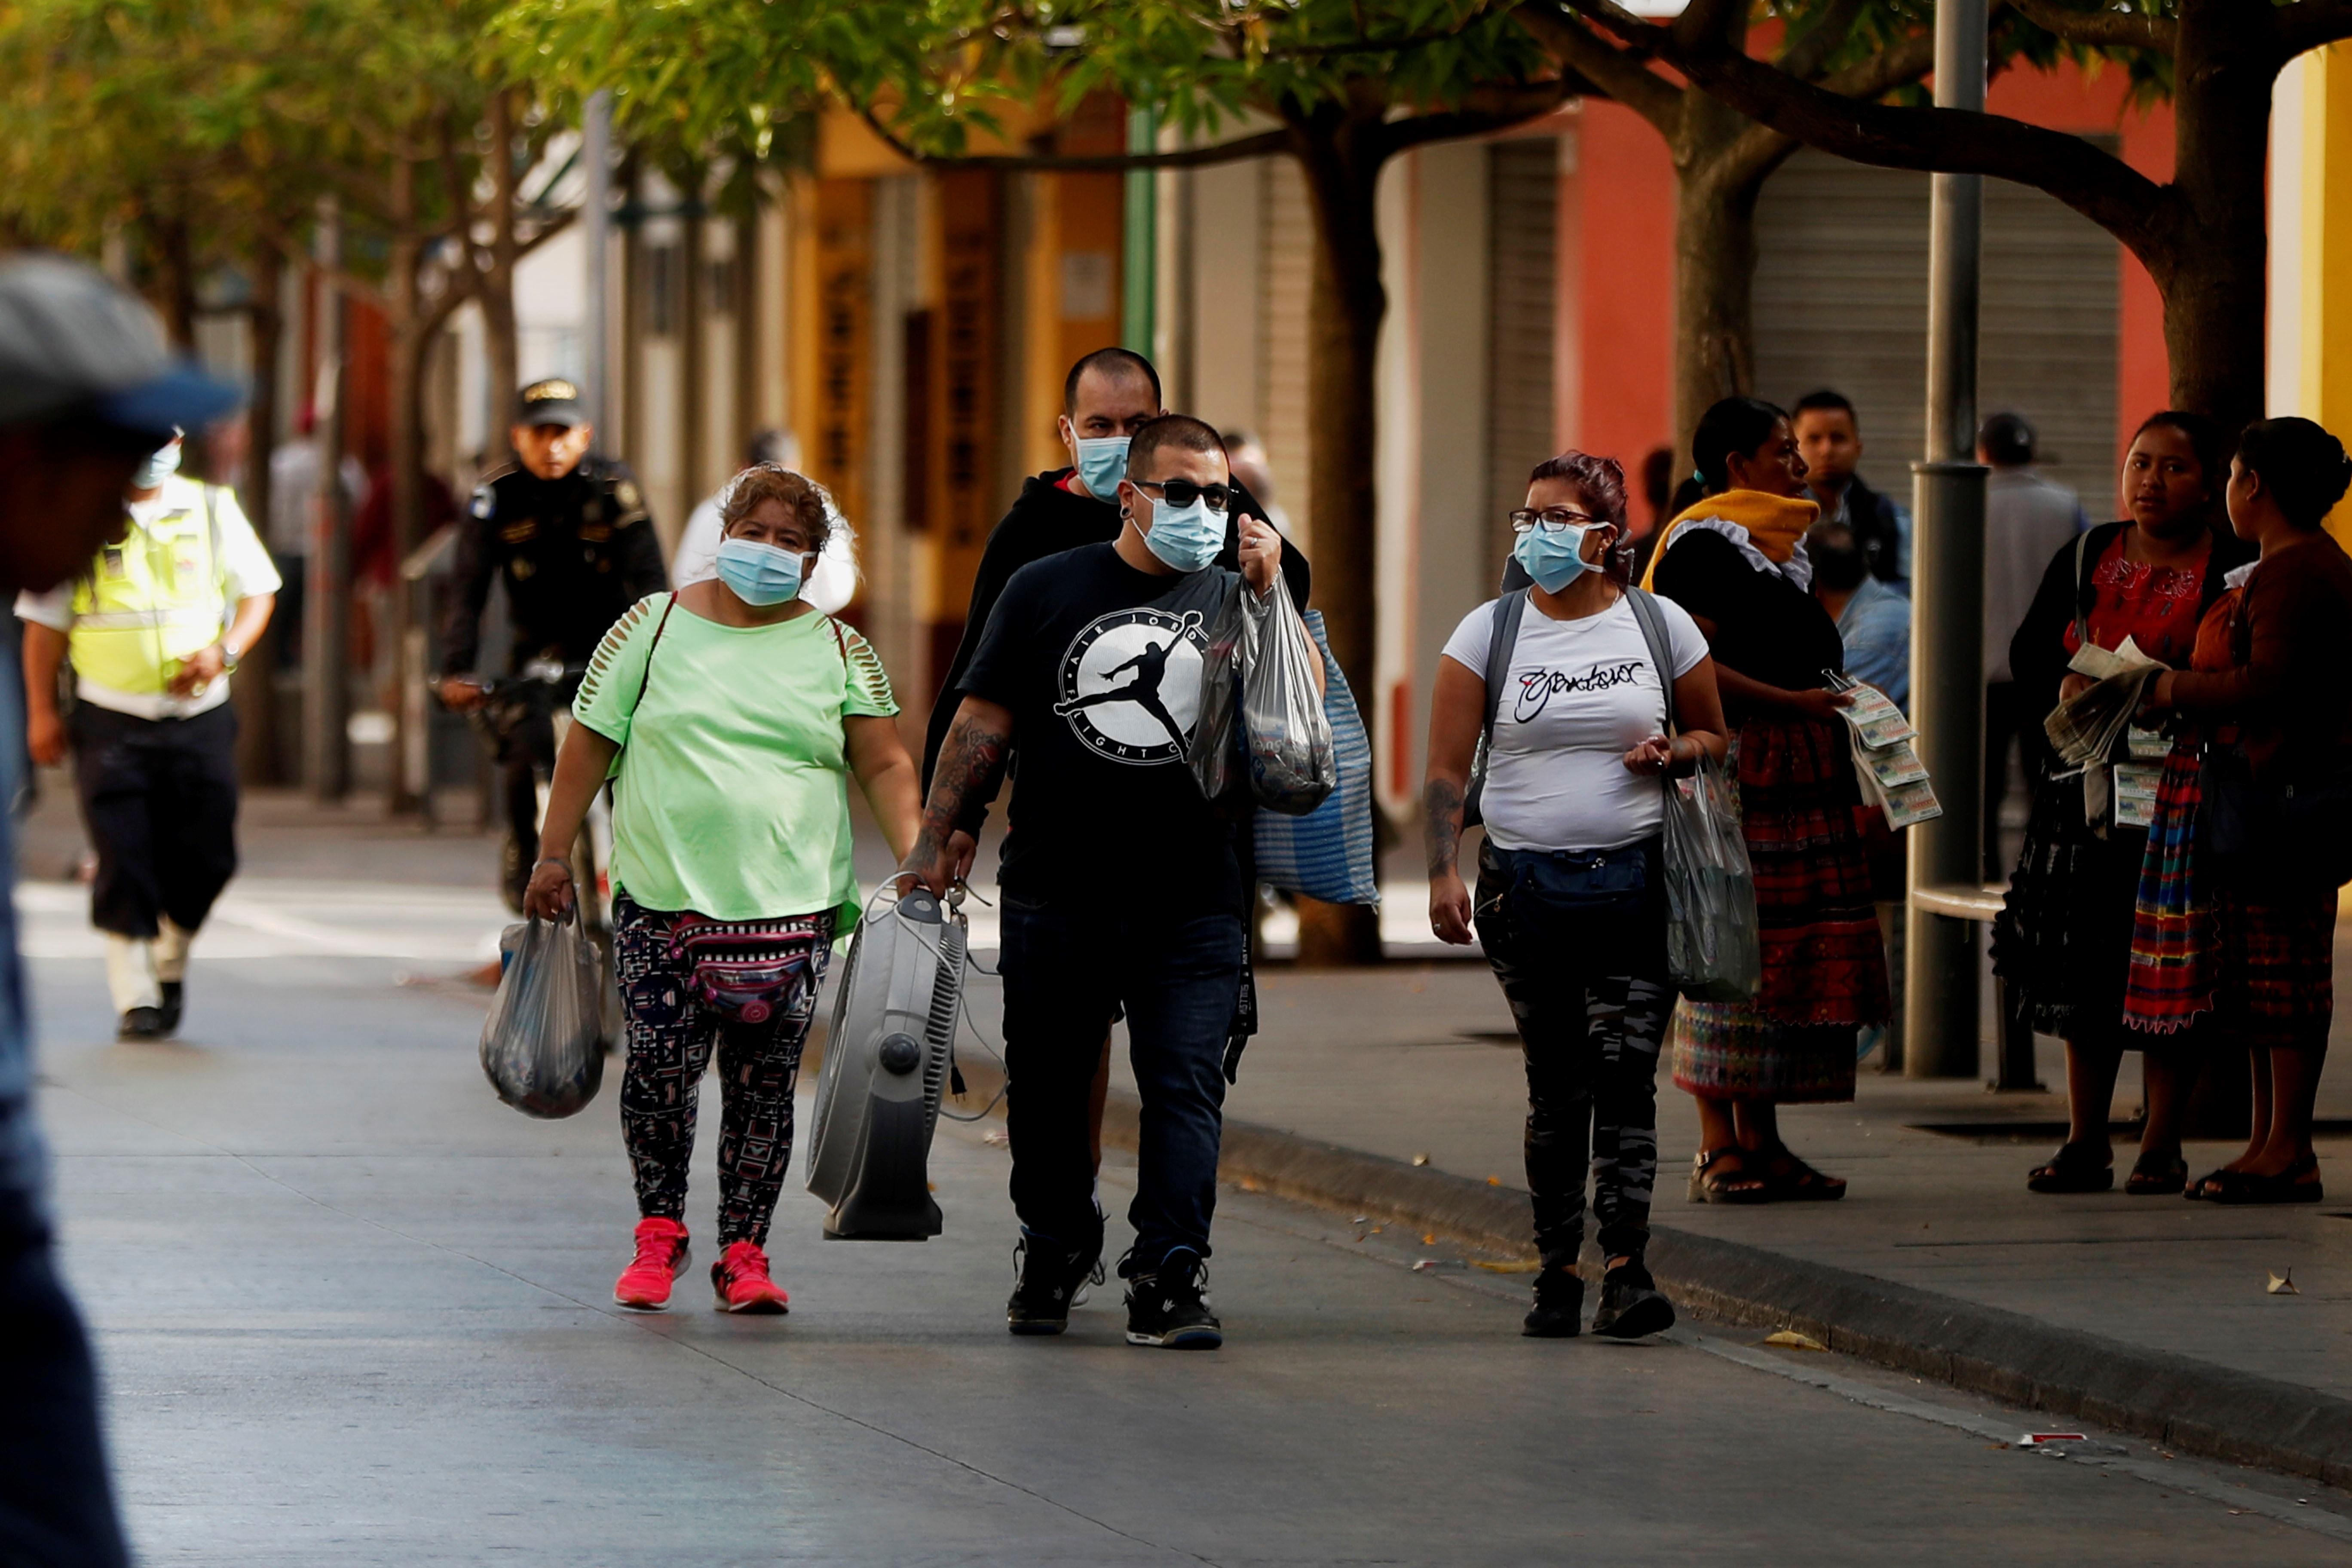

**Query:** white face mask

left=132, top=438, right=183, bottom=491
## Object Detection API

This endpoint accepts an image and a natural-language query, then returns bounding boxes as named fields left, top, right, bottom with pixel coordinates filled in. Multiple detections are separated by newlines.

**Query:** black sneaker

left=1007, top=1236, right=1102, bottom=1336
left=158, top=980, right=184, bottom=1034
left=1124, top=1250, right=1222, bottom=1349
left=117, top=1006, right=170, bottom=1042
left=1522, top=1266, right=1583, bottom=1338
left=1590, top=1259, right=1676, bottom=1340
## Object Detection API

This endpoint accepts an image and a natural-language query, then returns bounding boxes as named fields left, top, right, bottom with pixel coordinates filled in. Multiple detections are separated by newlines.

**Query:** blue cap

left=0, top=252, right=245, bottom=436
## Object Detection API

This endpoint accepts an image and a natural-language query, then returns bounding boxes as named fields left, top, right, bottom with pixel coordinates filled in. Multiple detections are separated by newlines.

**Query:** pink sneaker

left=711, top=1240, right=790, bottom=1314
left=613, top=1217, right=690, bottom=1310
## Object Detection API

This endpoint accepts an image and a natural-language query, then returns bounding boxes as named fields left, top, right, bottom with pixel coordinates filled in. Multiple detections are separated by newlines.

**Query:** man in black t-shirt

left=900, top=415, right=1308, bottom=1350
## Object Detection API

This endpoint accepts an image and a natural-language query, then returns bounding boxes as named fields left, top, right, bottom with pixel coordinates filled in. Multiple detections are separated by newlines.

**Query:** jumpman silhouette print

left=1055, top=633, right=1188, bottom=749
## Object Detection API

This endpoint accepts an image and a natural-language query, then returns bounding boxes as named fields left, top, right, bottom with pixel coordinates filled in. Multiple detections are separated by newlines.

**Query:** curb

left=946, top=1055, right=2352, bottom=1490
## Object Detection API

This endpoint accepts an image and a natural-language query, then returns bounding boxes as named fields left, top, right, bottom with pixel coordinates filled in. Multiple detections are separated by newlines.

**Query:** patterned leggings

left=1474, top=843, right=1675, bottom=1269
left=614, top=896, right=833, bottom=1247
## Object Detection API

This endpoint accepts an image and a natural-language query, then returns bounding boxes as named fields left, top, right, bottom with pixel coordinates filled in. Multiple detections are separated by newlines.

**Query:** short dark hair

left=1690, top=396, right=1789, bottom=495
left=1063, top=348, right=1161, bottom=415
left=1527, top=450, right=1632, bottom=584
left=2238, top=416, right=2352, bottom=530
left=1806, top=520, right=1869, bottom=592
left=2130, top=409, right=2229, bottom=499
left=1978, top=412, right=2036, bottom=467
left=1126, top=413, right=1225, bottom=484
left=1793, top=389, right=1857, bottom=425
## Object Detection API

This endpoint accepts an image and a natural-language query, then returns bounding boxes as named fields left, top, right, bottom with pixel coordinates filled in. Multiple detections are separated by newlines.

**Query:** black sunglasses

left=1131, top=478, right=1234, bottom=513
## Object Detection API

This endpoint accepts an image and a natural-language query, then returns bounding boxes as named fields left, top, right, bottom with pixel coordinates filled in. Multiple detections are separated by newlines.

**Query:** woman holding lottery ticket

left=1644, top=398, right=1890, bottom=1204
left=1994, top=412, right=2247, bottom=1198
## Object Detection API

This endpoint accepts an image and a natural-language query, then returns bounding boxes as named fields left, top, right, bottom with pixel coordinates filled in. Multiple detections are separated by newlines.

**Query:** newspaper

left=2112, top=761, right=2161, bottom=830
left=2044, top=636, right=2167, bottom=768
left=1825, top=673, right=1943, bottom=829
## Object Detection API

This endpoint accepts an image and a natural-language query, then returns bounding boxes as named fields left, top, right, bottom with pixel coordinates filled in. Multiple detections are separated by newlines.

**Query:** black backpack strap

left=631, top=594, right=677, bottom=716
left=1623, top=587, right=1678, bottom=737
left=1480, top=589, right=1531, bottom=754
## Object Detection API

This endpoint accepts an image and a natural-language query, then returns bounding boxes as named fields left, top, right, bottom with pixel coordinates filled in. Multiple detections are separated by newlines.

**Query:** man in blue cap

left=0, top=250, right=242, bottom=1568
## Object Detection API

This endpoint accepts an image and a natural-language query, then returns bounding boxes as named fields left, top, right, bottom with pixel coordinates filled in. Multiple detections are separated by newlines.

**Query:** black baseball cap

left=0, top=252, right=242, bottom=437
left=514, top=378, right=589, bottom=429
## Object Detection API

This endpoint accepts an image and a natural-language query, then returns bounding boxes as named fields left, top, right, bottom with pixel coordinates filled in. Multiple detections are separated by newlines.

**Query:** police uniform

left=442, top=382, right=667, bottom=882
left=15, top=472, right=282, bottom=1030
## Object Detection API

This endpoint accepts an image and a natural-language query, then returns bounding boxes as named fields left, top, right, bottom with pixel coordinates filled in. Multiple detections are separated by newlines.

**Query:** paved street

left=21, top=845, right=2352, bottom=1565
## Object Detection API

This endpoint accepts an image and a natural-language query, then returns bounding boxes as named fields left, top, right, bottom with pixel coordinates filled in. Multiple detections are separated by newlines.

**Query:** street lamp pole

left=1905, top=0, right=1990, bottom=1077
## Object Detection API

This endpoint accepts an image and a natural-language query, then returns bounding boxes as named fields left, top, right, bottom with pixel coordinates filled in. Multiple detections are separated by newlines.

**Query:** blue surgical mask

left=1074, top=436, right=1130, bottom=499
left=1139, top=491, right=1224, bottom=574
left=714, top=536, right=806, bottom=606
left=1513, top=522, right=1596, bottom=594
left=132, top=439, right=183, bottom=491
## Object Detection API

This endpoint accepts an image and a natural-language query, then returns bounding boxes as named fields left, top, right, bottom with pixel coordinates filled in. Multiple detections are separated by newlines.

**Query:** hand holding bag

left=1624, top=589, right=1761, bottom=1001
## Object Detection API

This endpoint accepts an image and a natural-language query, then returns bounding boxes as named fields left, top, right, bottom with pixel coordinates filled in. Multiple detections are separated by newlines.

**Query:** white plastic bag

left=480, top=917, right=608, bottom=1118
left=1237, top=583, right=1336, bottom=816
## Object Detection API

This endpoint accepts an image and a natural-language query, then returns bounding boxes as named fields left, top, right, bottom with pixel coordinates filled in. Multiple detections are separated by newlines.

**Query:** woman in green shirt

left=526, top=465, right=920, bottom=1316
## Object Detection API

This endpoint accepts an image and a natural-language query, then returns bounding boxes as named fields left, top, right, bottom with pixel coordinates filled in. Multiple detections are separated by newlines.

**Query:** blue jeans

left=998, top=894, right=1245, bottom=1274
left=0, top=1194, right=130, bottom=1568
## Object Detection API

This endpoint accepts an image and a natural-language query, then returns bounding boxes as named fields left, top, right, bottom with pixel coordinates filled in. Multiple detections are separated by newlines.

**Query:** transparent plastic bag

left=1187, top=582, right=1250, bottom=803
left=1661, top=755, right=1761, bottom=1002
left=480, top=916, right=608, bottom=1118
left=1237, top=583, right=1337, bottom=816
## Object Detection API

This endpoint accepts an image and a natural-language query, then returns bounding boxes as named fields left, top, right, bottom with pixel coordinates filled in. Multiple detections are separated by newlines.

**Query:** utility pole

left=306, top=199, right=352, bottom=804
left=1904, top=0, right=1989, bottom=1078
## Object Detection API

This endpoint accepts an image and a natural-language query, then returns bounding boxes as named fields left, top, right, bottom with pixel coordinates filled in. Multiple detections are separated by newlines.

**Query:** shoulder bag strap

left=1624, top=587, right=1678, bottom=737
left=631, top=594, right=677, bottom=715
left=2071, top=527, right=2095, bottom=651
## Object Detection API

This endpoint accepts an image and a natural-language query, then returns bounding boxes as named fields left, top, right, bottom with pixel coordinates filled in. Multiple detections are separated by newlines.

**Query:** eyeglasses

left=1132, top=478, right=1235, bottom=513
left=1508, top=508, right=1604, bottom=534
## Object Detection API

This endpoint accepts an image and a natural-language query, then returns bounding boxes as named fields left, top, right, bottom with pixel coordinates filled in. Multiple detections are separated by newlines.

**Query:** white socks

left=104, top=918, right=194, bottom=1015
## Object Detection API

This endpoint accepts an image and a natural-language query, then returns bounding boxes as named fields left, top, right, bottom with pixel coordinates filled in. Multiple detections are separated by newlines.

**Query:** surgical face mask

left=132, top=440, right=183, bottom=492
left=1137, top=490, right=1224, bottom=574
left=1074, top=436, right=1130, bottom=498
left=714, top=535, right=807, bottom=606
left=1513, top=520, right=1597, bottom=594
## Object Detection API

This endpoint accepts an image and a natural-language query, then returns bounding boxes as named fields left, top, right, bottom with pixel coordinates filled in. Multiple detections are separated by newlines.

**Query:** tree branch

left=1814, top=22, right=1939, bottom=100
left=1513, top=3, right=1684, bottom=135
left=858, top=109, right=1289, bottom=171
left=1266, top=0, right=1513, bottom=58
left=1377, top=80, right=1577, bottom=154
left=1672, top=0, right=1746, bottom=54
left=2274, top=0, right=2352, bottom=56
left=2006, top=0, right=2174, bottom=53
left=1568, top=0, right=2172, bottom=250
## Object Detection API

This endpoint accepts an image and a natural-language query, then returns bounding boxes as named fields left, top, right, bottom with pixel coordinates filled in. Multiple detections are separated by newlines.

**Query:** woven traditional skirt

left=1672, top=715, right=1889, bottom=1104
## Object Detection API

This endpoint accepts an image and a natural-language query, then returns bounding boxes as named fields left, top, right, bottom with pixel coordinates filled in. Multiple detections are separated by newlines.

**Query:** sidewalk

left=28, top=786, right=2352, bottom=1484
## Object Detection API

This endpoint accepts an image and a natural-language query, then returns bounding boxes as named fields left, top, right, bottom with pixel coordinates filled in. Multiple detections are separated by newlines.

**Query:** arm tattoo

left=1424, top=777, right=1465, bottom=879
left=912, top=710, right=1011, bottom=862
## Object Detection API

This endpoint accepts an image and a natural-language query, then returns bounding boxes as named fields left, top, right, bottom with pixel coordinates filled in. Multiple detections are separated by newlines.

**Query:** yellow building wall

left=2291, top=44, right=2352, bottom=542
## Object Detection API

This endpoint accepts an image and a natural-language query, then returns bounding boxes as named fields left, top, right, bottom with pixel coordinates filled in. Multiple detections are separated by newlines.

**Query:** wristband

left=533, top=858, right=573, bottom=875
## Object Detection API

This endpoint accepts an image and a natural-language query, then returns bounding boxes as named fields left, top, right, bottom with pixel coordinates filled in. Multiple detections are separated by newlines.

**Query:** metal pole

left=1905, top=0, right=1989, bottom=1078
left=306, top=199, right=351, bottom=803
left=582, top=90, right=613, bottom=441
left=1122, top=106, right=1156, bottom=354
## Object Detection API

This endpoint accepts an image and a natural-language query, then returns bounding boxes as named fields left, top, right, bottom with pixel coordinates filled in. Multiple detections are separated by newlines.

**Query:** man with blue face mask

left=902, top=416, right=1311, bottom=1350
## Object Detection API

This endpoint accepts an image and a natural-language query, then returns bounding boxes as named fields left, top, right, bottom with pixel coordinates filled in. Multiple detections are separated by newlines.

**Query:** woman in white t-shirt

left=1424, top=451, right=1727, bottom=1341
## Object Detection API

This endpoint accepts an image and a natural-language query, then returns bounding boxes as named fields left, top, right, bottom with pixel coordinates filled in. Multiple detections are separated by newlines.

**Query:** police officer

left=17, top=428, right=281, bottom=1043
left=438, top=380, right=667, bottom=908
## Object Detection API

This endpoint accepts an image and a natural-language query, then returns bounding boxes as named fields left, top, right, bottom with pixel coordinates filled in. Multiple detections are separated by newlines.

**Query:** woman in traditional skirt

left=2130, top=417, right=2352, bottom=1204
left=1994, top=412, right=2244, bottom=1196
left=1645, top=398, right=1890, bottom=1202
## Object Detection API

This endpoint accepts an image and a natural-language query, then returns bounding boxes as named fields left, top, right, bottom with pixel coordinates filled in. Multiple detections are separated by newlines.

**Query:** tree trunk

left=386, top=159, right=426, bottom=813
left=482, top=88, right=523, bottom=423
left=1670, top=103, right=1793, bottom=469
left=1289, top=104, right=1389, bottom=967
left=680, top=179, right=707, bottom=502
left=2150, top=14, right=2277, bottom=432
left=236, top=245, right=285, bottom=784
left=148, top=205, right=199, bottom=349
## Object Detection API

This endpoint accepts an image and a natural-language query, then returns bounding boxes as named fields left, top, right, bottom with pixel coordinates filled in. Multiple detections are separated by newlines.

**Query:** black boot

left=1591, top=1257, right=1676, bottom=1340
left=1522, top=1266, right=1583, bottom=1338
left=158, top=980, right=184, bottom=1034
left=117, top=1006, right=169, bottom=1042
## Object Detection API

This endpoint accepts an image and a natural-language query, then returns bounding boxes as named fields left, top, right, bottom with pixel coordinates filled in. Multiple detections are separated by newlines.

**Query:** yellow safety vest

left=68, top=485, right=229, bottom=698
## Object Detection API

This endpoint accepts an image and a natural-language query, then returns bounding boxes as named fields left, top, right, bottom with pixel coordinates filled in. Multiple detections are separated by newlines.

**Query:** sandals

left=1758, top=1146, right=1847, bottom=1202
left=2026, top=1141, right=2114, bottom=1194
left=2184, top=1167, right=2231, bottom=1201
left=2206, top=1154, right=2324, bottom=1206
left=1688, top=1146, right=1770, bottom=1205
left=2123, top=1151, right=2187, bottom=1197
